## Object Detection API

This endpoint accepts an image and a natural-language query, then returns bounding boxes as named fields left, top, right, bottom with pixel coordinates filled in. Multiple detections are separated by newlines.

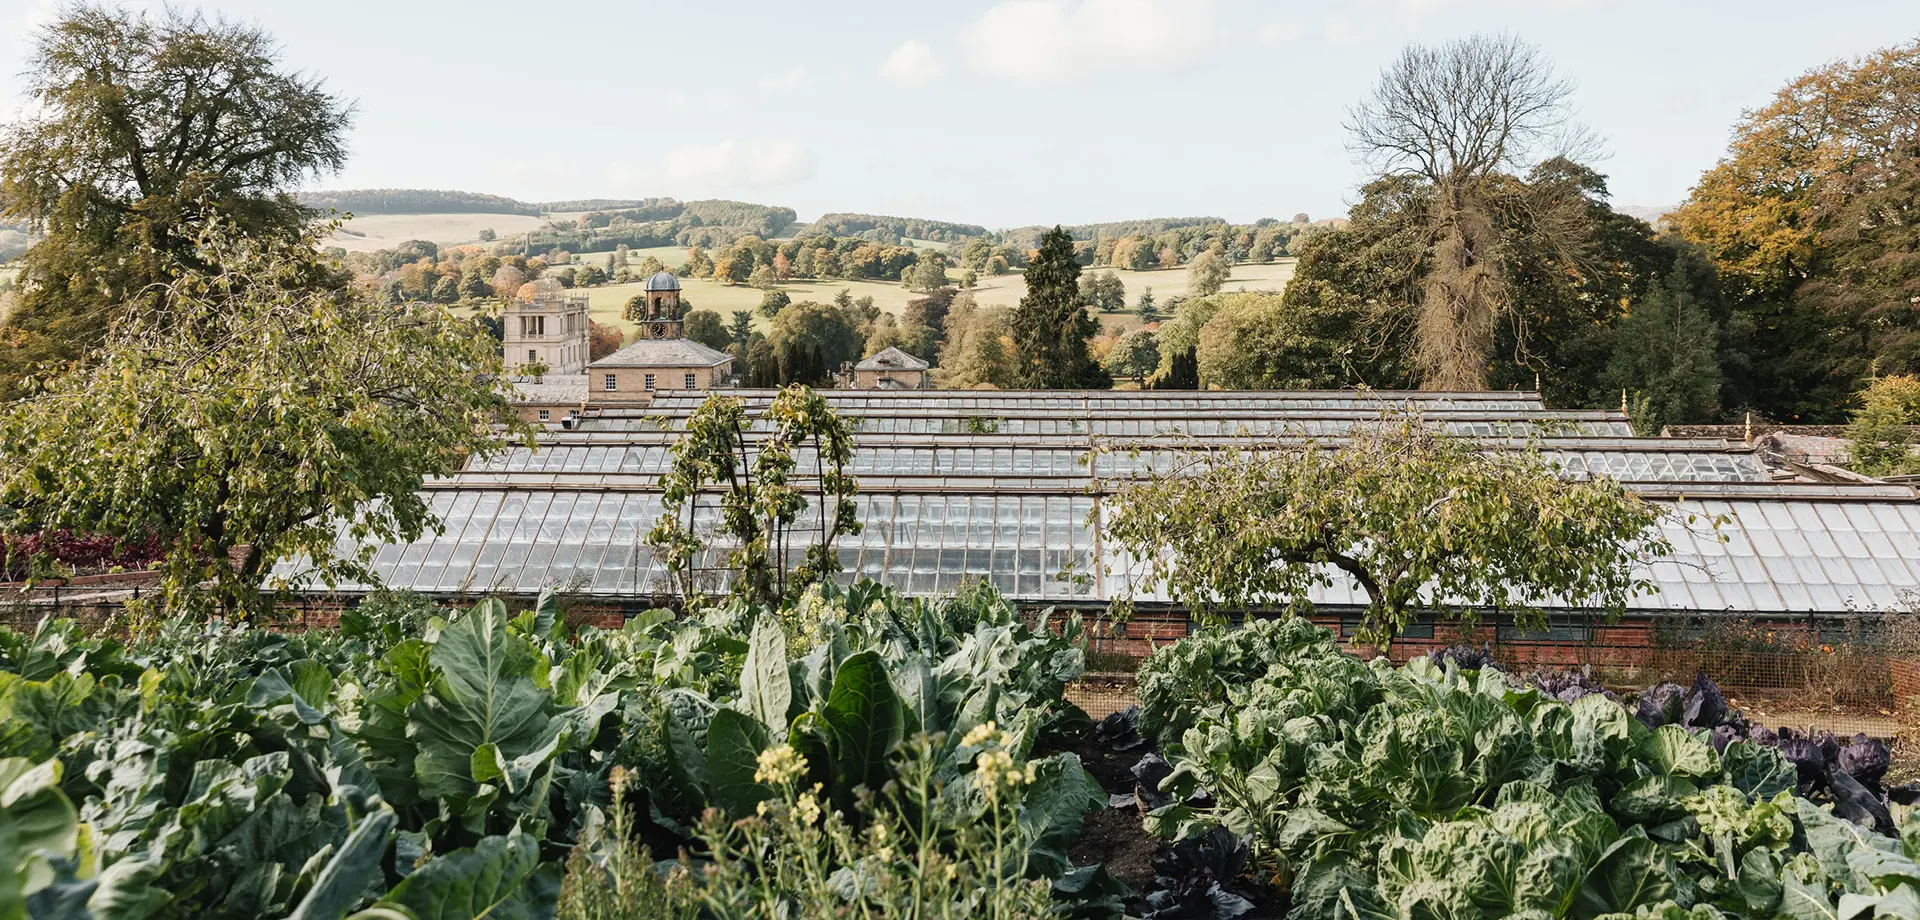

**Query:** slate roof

left=590, top=338, right=733, bottom=368
left=855, top=346, right=930, bottom=371
left=508, top=375, right=587, bottom=404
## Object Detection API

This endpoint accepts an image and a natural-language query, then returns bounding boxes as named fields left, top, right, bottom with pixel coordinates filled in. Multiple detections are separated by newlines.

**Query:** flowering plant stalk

left=670, top=732, right=1053, bottom=920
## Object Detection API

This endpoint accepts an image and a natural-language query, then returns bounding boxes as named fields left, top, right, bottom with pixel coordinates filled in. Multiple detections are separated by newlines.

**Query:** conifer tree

left=1009, top=227, right=1107, bottom=388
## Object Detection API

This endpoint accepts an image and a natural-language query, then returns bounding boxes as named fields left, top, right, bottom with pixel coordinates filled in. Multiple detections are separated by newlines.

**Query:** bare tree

left=1346, top=33, right=1589, bottom=390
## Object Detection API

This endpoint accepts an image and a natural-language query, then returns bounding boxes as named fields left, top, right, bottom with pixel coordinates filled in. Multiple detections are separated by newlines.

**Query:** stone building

left=502, top=290, right=590, bottom=375
left=587, top=271, right=733, bottom=403
left=852, top=346, right=931, bottom=389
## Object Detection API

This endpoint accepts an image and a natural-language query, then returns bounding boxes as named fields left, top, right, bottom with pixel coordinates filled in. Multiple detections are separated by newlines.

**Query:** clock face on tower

left=650, top=323, right=667, bottom=338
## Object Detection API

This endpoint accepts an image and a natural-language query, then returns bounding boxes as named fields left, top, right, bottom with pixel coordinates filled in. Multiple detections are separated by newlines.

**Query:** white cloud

left=661, top=139, right=817, bottom=190
left=961, top=0, right=1216, bottom=82
left=881, top=39, right=943, bottom=87
left=759, top=66, right=811, bottom=92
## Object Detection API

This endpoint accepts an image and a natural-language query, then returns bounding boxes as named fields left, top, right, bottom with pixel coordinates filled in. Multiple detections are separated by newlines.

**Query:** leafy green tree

left=1137, top=286, right=1159, bottom=323
left=645, top=387, right=859, bottom=606
left=684, top=309, right=731, bottom=352
left=431, top=275, right=459, bottom=303
left=1098, top=414, right=1675, bottom=638
left=459, top=266, right=493, bottom=300
left=1195, top=291, right=1366, bottom=389
left=477, top=227, right=497, bottom=242
left=766, top=301, right=862, bottom=386
left=1151, top=295, right=1221, bottom=382
left=0, top=5, right=352, bottom=397
left=0, top=223, right=524, bottom=616
left=759, top=289, right=791, bottom=319
left=1093, top=271, right=1126, bottom=313
left=729, top=310, right=755, bottom=351
left=907, top=256, right=949, bottom=293
left=942, top=302, right=1016, bottom=389
left=1186, top=245, right=1231, bottom=297
left=749, top=263, right=778, bottom=290
left=1601, top=257, right=1723, bottom=434
left=574, top=264, right=607, bottom=286
left=1103, top=328, right=1160, bottom=385
left=1009, top=227, right=1106, bottom=388
left=1845, top=374, right=1920, bottom=477
left=636, top=255, right=666, bottom=276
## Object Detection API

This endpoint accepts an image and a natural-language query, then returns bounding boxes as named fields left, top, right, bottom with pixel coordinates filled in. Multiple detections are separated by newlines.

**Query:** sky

left=0, top=0, right=1916, bottom=229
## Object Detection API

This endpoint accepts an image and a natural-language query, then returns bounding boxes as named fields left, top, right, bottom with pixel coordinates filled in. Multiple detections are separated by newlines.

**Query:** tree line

left=805, top=213, right=990, bottom=243
left=1149, top=32, right=1920, bottom=433
left=295, top=188, right=541, bottom=216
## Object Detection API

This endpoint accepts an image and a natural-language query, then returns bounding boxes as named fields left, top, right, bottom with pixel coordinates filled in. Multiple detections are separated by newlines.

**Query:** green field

left=576, top=257, right=1298, bottom=341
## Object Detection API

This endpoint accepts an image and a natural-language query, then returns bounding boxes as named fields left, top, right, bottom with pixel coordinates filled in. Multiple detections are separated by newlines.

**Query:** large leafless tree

left=1347, top=34, right=1588, bottom=390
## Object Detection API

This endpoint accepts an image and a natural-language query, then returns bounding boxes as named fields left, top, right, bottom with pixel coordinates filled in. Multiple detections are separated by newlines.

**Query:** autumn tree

left=1671, top=38, right=1920, bottom=420
left=1098, top=413, right=1675, bottom=639
left=1348, top=34, right=1585, bottom=390
left=0, top=5, right=353, bottom=396
left=588, top=320, right=625, bottom=360
left=1009, top=227, right=1107, bottom=388
left=0, top=222, right=524, bottom=616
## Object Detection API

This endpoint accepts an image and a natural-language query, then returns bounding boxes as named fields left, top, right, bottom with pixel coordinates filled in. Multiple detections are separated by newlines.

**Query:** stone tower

left=635, top=271, right=683, bottom=340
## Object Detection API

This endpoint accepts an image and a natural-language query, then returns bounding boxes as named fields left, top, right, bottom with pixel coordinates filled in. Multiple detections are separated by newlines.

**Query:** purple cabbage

left=1430, top=644, right=1498, bottom=673
left=1837, top=733, right=1891, bottom=789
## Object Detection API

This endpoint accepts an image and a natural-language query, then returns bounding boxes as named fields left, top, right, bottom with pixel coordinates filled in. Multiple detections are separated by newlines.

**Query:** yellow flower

left=754, top=744, right=808, bottom=786
left=962, top=720, right=1013, bottom=749
left=795, top=792, right=822, bottom=826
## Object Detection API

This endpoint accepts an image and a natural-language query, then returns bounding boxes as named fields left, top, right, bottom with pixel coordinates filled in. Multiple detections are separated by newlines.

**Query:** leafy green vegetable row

left=1136, top=617, right=1920, bottom=920
left=0, top=581, right=1105, bottom=920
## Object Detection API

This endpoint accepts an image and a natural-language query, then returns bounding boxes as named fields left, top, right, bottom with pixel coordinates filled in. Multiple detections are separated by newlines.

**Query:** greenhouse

left=270, top=388, right=1920, bottom=618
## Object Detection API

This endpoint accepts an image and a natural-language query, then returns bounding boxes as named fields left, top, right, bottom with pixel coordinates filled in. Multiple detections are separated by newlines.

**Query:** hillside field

left=326, top=211, right=547, bottom=252
left=577, top=256, right=1297, bottom=341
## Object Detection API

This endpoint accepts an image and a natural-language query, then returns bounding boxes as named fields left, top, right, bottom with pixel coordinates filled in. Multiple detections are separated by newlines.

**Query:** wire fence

left=1064, top=609, right=1920, bottom=739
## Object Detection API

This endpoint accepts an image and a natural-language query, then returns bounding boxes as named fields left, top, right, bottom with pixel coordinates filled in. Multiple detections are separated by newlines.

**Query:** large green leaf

left=1, top=758, right=77, bottom=920
left=820, top=651, right=904, bottom=799
left=1018, top=753, right=1108, bottom=877
left=706, top=710, right=772, bottom=819
left=740, top=614, right=791, bottom=734
left=409, top=600, right=563, bottom=804
left=364, top=830, right=560, bottom=920
left=1642, top=724, right=1718, bottom=780
left=1573, top=833, right=1674, bottom=919
left=285, top=809, right=398, bottom=920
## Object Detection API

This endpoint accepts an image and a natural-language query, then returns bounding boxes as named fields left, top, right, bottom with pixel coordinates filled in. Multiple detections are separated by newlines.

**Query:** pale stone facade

left=502, top=291, right=591, bottom=375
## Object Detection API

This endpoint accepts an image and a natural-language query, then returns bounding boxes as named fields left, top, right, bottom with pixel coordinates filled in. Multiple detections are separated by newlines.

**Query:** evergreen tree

left=1009, top=226, right=1107, bottom=388
left=729, top=311, right=755, bottom=351
left=1137, top=286, right=1159, bottom=323
left=1602, top=257, right=1722, bottom=434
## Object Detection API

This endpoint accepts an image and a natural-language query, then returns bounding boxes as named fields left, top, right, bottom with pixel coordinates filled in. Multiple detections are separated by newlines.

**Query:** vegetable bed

left=1120, top=618, right=1920, bottom=920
